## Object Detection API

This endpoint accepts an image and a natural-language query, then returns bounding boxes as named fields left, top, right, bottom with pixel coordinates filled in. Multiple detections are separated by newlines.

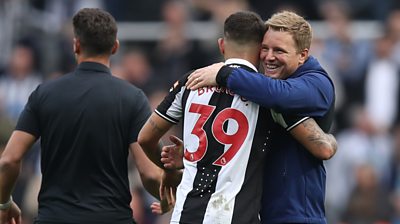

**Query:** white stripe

left=154, top=109, right=178, bottom=124
left=164, top=86, right=185, bottom=121
left=171, top=90, right=214, bottom=222
left=286, top=117, right=310, bottom=131
left=203, top=96, right=259, bottom=223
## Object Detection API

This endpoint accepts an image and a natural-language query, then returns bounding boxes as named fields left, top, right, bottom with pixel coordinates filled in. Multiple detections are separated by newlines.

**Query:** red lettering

left=198, top=87, right=205, bottom=96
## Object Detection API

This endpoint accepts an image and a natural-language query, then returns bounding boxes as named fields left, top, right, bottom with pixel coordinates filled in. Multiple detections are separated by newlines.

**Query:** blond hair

left=265, top=11, right=312, bottom=53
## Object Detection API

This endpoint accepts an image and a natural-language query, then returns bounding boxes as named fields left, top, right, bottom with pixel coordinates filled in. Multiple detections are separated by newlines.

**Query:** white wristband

left=0, top=196, right=12, bottom=210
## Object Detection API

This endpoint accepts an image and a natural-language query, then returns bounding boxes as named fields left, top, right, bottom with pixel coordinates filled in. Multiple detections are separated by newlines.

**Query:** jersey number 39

left=184, top=103, right=249, bottom=166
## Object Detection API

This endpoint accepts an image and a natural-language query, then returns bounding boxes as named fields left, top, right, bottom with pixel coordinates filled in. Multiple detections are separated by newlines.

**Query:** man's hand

left=150, top=202, right=165, bottom=215
left=155, top=135, right=184, bottom=215
left=151, top=186, right=176, bottom=215
left=156, top=169, right=182, bottom=215
left=186, top=62, right=224, bottom=90
left=161, top=135, right=184, bottom=169
left=0, top=201, right=22, bottom=224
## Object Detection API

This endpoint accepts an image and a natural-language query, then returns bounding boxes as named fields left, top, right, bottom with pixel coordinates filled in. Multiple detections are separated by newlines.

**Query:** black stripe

left=181, top=86, right=190, bottom=132
left=231, top=107, right=271, bottom=224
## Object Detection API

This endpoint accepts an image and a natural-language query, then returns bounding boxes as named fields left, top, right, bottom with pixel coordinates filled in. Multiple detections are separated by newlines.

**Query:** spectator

left=318, top=0, right=372, bottom=131
left=341, top=163, right=393, bottom=223
left=152, top=0, right=216, bottom=89
left=0, top=42, right=42, bottom=123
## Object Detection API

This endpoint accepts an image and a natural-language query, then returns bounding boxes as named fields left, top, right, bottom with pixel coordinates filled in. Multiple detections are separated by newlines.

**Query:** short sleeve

left=270, top=109, right=310, bottom=132
left=15, top=86, right=41, bottom=138
left=129, top=90, right=152, bottom=143
left=155, top=73, right=188, bottom=124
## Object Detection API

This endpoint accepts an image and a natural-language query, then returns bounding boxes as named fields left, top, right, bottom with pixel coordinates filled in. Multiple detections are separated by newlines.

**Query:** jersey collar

left=224, top=58, right=258, bottom=72
left=77, top=62, right=111, bottom=75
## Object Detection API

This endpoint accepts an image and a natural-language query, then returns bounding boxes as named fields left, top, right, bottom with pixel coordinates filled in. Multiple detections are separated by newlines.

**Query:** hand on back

left=186, top=62, right=224, bottom=90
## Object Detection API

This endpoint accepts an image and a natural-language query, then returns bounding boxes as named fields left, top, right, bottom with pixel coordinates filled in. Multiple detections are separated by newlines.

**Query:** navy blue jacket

left=216, top=56, right=335, bottom=223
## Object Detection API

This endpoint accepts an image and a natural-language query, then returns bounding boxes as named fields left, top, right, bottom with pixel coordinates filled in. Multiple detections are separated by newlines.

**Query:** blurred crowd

left=1, top=0, right=400, bottom=223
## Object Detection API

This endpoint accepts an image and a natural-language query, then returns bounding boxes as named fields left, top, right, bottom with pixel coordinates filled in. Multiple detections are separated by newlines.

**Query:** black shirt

left=16, top=62, right=151, bottom=223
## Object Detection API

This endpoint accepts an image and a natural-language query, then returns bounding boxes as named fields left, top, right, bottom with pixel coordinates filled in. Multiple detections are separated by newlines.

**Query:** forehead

left=262, top=29, right=296, bottom=49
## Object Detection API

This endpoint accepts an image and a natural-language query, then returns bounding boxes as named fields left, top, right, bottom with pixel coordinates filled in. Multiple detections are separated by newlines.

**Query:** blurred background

left=1, top=0, right=400, bottom=223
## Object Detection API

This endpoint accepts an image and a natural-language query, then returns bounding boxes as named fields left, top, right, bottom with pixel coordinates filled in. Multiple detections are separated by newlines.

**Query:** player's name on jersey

left=197, top=86, right=248, bottom=101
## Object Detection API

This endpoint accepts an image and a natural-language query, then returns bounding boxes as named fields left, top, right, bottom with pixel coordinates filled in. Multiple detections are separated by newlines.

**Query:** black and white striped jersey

left=155, top=59, right=272, bottom=224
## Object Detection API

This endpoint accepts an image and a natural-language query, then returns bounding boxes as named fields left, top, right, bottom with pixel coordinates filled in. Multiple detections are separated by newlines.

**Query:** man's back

left=156, top=60, right=272, bottom=224
left=16, top=62, right=151, bottom=223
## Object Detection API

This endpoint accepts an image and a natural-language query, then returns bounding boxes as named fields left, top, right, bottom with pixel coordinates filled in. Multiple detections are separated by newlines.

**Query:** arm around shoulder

left=226, top=70, right=335, bottom=116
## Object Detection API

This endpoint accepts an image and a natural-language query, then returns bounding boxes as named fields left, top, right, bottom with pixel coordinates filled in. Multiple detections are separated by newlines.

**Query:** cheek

left=279, top=56, right=295, bottom=70
left=259, top=51, right=267, bottom=60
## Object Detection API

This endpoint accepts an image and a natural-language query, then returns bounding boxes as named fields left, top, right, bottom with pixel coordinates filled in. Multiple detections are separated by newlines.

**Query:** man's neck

left=76, top=55, right=111, bottom=67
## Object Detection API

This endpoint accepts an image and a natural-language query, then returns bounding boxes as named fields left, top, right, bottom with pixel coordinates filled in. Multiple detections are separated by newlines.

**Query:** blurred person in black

left=112, top=48, right=160, bottom=96
left=152, top=0, right=216, bottom=90
left=0, top=8, right=172, bottom=224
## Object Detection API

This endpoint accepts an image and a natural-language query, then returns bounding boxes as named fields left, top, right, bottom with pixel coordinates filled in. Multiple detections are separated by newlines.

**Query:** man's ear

left=73, top=38, right=80, bottom=54
left=217, top=38, right=224, bottom=55
left=298, top=48, right=309, bottom=65
left=111, top=39, right=119, bottom=55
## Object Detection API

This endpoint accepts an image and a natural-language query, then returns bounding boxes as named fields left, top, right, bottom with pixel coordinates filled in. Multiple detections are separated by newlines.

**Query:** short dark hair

left=224, top=11, right=266, bottom=45
left=73, top=8, right=118, bottom=57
